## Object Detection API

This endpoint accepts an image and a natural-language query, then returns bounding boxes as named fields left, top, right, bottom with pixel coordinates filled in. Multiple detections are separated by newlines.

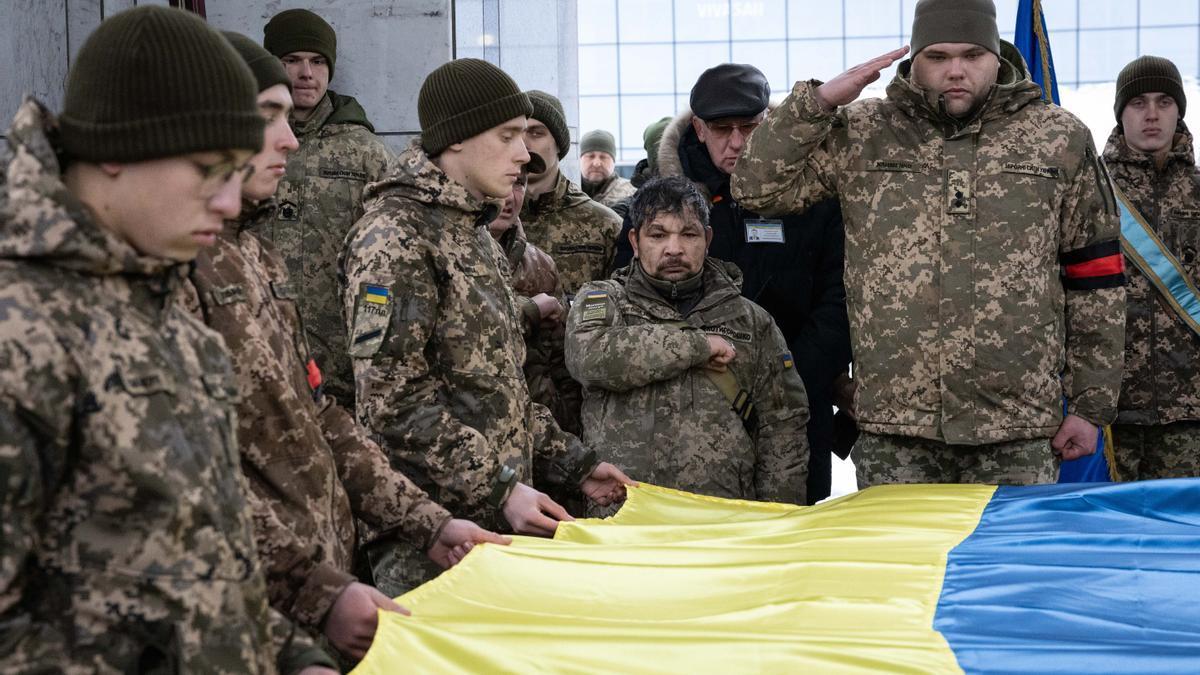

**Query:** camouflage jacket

left=1104, top=123, right=1200, bottom=425
left=497, top=221, right=583, bottom=436
left=566, top=259, right=809, bottom=504
left=583, top=173, right=637, bottom=210
left=340, top=140, right=598, bottom=529
left=187, top=199, right=451, bottom=631
left=0, top=99, right=331, bottom=673
left=732, top=42, right=1126, bottom=445
left=520, top=170, right=622, bottom=296
left=260, top=91, right=397, bottom=411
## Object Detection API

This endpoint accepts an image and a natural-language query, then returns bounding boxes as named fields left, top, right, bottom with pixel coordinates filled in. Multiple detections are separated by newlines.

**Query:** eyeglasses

left=190, top=156, right=255, bottom=196
left=703, top=118, right=764, bottom=139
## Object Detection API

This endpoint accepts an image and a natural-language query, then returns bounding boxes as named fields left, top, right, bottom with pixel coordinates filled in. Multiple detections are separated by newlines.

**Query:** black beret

left=689, top=63, right=770, bottom=121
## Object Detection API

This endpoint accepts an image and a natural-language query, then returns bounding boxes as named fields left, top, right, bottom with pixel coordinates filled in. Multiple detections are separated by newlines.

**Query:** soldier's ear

left=705, top=226, right=713, bottom=248
left=99, top=162, right=123, bottom=177
left=628, top=227, right=640, bottom=258
left=445, top=142, right=465, bottom=154
left=691, top=116, right=707, bottom=142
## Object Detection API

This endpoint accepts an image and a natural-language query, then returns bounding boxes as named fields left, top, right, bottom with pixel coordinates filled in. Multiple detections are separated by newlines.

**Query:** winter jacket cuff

left=294, top=563, right=357, bottom=630
left=795, top=80, right=838, bottom=122
left=519, top=296, right=542, bottom=336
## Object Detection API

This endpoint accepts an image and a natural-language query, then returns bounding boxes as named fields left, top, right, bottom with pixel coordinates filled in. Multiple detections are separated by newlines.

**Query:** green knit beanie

left=910, top=0, right=1000, bottom=57
left=644, top=116, right=672, bottom=173
left=263, top=9, right=336, bottom=79
left=418, top=58, right=533, bottom=156
left=580, top=130, right=616, bottom=158
left=223, top=31, right=291, bottom=93
left=1115, top=55, right=1187, bottom=121
left=59, top=6, right=263, bottom=163
left=527, top=90, right=570, bottom=160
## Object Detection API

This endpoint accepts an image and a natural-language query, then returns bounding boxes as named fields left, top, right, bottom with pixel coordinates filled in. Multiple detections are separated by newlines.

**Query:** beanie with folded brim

left=418, top=58, right=534, bottom=157
left=910, top=0, right=1000, bottom=57
left=1114, top=55, right=1187, bottom=121
left=527, top=90, right=570, bottom=160
left=263, top=8, right=337, bottom=79
left=580, top=130, right=617, bottom=158
left=59, top=6, right=263, bottom=163
left=223, top=31, right=291, bottom=93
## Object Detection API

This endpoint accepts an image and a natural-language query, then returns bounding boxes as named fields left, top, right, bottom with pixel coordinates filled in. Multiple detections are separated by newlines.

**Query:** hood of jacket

left=658, top=104, right=778, bottom=197
left=525, top=170, right=593, bottom=219
left=887, top=40, right=1043, bottom=133
left=294, top=90, right=376, bottom=137
left=362, top=138, right=501, bottom=226
left=1103, top=119, right=1197, bottom=170
left=0, top=97, right=180, bottom=279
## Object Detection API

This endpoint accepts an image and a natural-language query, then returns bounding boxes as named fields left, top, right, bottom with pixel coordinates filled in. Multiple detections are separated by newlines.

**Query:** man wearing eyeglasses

left=733, top=0, right=1126, bottom=487
left=645, top=63, right=851, bottom=505
left=0, top=7, right=338, bottom=673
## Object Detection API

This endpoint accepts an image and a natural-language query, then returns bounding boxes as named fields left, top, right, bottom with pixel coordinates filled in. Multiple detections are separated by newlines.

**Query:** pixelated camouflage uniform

left=496, top=219, right=583, bottom=436
left=186, top=197, right=452, bottom=630
left=566, top=259, right=810, bottom=509
left=260, top=91, right=397, bottom=411
left=583, top=173, right=637, bottom=210
left=1104, top=122, right=1200, bottom=479
left=732, top=43, right=1126, bottom=479
left=0, top=99, right=333, bottom=674
left=520, top=170, right=622, bottom=295
left=340, top=140, right=598, bottom=593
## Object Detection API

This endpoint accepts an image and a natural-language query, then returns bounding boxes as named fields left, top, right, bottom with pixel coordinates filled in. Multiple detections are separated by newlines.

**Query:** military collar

left=1104, top=121, right=1196, bottom=170
left=623, top=257, right=743, bottom=318
left=234, top=197, right=278, bottom=235
left=291, top=92, right=334, bottom=137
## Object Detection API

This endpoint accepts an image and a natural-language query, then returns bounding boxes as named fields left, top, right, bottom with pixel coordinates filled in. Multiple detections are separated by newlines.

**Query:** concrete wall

left=2, top=0, right=580, bottom=176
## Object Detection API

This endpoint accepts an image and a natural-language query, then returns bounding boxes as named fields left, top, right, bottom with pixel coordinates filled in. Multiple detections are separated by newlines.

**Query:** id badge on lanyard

left=745, top=218, right=785, bottom=244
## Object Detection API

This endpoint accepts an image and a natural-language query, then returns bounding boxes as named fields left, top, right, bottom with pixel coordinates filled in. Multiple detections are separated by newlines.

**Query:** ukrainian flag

left=353, top=482, right=1200, bottom=673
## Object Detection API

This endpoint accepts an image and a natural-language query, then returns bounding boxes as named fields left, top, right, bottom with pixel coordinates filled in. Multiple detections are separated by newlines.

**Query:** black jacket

left=614, top=110, right=851, bottom=502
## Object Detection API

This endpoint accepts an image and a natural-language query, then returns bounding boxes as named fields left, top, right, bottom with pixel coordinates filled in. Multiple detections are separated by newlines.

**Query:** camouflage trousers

left=853, top=432, right=1058, bottom=487
left=363, top=538, right=443, bottom=599
left=1111, top=421, right=1200, bottom=481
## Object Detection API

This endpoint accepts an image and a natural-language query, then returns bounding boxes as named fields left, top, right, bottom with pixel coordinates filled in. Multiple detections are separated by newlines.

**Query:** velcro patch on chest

left=1001, top=162, right=1061, bottom=179
left=209, top=284, right=247, bottom=306
left=580, top=290, right=609, bottom=322
left=277, top=200, right=299, bottom=222
left=866, top=159, right=920, bottom=172
left=1170, top=208, right=1200, bottom=220
left=349, top=283, right=393, bottom=358
left=319, top=166, right=368, bottom=181
left=702, top=324, right=753, bottom=344
left=556, top=243, right=606, bottom=256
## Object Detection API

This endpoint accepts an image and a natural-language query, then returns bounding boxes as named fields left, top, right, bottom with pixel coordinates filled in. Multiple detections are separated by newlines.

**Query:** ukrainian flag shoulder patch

left=364, top=284, right=392, bottom=305
left=781, top=352, right=794, bottom=369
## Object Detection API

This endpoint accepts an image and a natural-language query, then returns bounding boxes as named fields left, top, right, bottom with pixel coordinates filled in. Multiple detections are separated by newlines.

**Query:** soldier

left=188, top=33, right=507, bottom=661
left=0, top=8, right=335, bottom=673
left=566, top=176, right=810, bottom=508
left=521, top=90, right=623, bottom=296
left=1105, top=56, right=1200, bottom=480
left=340, top=58, right=632, bottom=596
left=488, top=152, right=583, bottom=436
left=580, top=129, right=636, bottom=209
left=261, top=8, right=397, bottom=410
left=733, top=0, right=1126, bottom=486
left=615, top=64, right=851, bottom=503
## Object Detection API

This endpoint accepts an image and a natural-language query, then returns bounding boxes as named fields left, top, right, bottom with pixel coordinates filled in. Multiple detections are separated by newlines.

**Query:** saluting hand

left=815, top=46, right=910, bottom=112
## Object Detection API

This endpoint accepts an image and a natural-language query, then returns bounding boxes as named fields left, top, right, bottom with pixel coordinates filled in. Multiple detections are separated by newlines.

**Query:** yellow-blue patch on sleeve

left=364, top=284, right=392, bottom=305
left=781, top=352, right=794, bottom=369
